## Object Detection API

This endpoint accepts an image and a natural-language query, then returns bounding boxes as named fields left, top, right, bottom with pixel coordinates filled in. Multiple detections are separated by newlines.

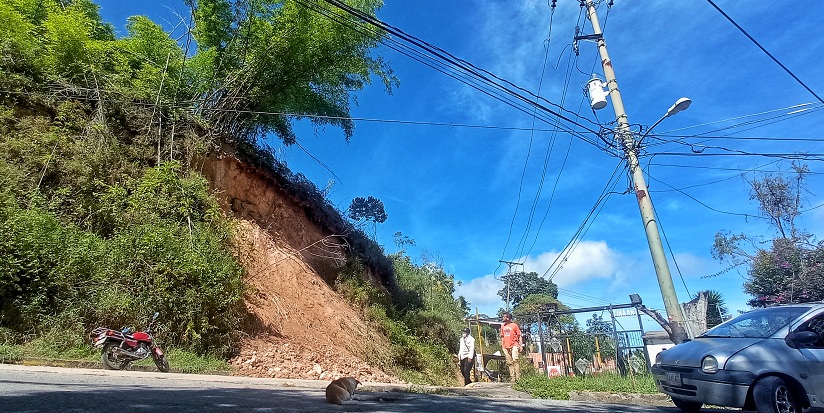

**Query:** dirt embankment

left=199, top=155, right=399, bottom=383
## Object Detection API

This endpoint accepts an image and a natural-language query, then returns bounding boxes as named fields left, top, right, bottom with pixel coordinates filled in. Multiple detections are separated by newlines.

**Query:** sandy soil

left=197, top=155, right=403, bottom=384
left=227, top=220, right=400, bottom=384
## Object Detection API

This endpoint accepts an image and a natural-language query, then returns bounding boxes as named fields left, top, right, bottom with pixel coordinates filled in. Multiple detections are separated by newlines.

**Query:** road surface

left=0, top=364, right=678, bottom=412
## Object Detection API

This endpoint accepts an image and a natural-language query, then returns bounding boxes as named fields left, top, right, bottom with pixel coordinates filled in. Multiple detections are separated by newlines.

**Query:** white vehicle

left=651, top=302, right=824, bottom=413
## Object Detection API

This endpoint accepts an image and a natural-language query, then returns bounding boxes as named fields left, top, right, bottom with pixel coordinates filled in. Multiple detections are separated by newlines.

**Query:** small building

left=643, top=330, right=674, bottom=365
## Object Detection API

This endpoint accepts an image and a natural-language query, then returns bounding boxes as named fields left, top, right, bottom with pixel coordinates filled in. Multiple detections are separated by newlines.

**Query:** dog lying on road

left=325, top=377, right=361, bottom=404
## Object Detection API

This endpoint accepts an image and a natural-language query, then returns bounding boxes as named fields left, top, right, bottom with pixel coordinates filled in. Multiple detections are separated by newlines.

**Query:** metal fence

left=473, top=302, right=653, bottom=378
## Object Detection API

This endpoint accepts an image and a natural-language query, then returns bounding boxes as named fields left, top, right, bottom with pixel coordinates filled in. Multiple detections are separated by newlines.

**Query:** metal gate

left=519, top=300, right=649, bottom=376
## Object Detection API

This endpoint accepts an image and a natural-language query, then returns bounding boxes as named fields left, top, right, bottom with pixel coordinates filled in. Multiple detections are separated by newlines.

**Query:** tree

left=347, top=196, right=387, bottom=241
left=186, top=0, right=399, bottom=146
left=743, top=238, right=824, bottom=307
left=583, top=313, right=617, bottom=364
left=393, top=231, right=415, bottom=253
left=3, top=0, right=398, bottom=155
left=748, top=164, right=807, bottom=239
left=496, top=271, right=558, bottom=312
left=392, top=253, right=467, bottom=350
left=585, top=313, right=613, bottom=335
left=701, top=290, right=729, bottom=328
left=713, top=164, right=823, bottom=307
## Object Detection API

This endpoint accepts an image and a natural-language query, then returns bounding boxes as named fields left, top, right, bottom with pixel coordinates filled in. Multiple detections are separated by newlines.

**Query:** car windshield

left=701, top=306, right=811, bottom=338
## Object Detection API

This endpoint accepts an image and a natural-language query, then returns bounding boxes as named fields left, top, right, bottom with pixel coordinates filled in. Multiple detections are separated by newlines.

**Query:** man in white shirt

left=458, top=327, right=476, bottom=385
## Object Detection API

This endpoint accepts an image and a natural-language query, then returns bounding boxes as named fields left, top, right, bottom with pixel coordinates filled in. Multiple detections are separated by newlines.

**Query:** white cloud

left=521, top=240, right=619, bottom=288
left=456, top=239, right=758, bottom=320
left=456, top=241, right=626, bottom=315
left=455, top=274, right=504, bottom=316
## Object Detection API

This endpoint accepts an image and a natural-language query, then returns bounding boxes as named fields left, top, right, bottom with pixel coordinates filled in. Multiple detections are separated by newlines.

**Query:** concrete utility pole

left=582, top=0, right=688, bottom=343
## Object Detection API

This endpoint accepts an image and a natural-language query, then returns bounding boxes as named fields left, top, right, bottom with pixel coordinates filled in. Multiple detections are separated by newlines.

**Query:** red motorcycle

left=90, top=312, right=170, bottom=372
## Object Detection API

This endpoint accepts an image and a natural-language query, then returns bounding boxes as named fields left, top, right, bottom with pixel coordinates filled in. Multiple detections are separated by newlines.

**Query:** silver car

left=651, top=302, right=824, bottom=413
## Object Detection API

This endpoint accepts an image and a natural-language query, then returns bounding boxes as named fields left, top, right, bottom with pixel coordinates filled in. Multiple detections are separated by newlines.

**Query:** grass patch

left=161, top=348, right=233, bottom=373
left=514, top=372, right=658, bottom=400
left=100, top=348, right=232, bottom=373
left=20, top=339, right=98, bottom=361
left=0, top=344, right=23, bottom=363
left=0, top=342, right=233, bottom=374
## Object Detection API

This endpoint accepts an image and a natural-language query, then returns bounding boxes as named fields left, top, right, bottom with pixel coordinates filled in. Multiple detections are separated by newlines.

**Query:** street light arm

left=638, top=97, right=691, bottom=144
left=639, top=114, right=668, bottom=144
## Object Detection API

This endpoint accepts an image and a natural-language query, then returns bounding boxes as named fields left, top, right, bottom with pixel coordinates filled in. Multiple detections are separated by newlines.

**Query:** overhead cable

left=706, top=0, right=824, bottom=105
left=304, top=0, right=603, bottom=139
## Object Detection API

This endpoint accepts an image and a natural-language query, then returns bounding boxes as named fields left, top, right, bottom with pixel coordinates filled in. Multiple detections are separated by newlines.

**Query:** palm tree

left=703, top=290, right=729, bottom=328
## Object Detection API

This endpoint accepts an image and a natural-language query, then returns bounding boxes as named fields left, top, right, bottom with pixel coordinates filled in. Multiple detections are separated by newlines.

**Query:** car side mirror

left=785, top=331, right=819, bottom=349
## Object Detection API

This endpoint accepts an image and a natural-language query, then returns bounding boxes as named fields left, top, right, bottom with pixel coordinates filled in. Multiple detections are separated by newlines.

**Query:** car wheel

left=672, top=397, right=703, bottom=412
left=753, top=376, right=801, bottom=413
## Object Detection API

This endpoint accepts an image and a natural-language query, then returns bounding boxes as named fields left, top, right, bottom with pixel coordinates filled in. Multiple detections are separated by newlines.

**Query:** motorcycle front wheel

left=152, top=351, right=170, bottom=373
left=101, top=342, right=130, bottom=370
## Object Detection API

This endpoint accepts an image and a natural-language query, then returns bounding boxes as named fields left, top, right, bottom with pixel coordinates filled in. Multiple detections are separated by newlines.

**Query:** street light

left=639, top=97, right=692, bottom=143
left=584, top=0, right=691, bottom=343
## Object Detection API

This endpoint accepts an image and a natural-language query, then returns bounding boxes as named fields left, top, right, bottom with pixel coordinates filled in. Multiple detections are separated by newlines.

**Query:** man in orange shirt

left=500, top=312, right=522, bottom=381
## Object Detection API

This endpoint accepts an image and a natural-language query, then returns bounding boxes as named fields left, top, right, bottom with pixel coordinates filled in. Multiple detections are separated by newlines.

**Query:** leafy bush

left=334, top=258, right=390, bottom=310
left=334, top=252, right=469, bottom=385
left=0, top=162, right=245, bottom=357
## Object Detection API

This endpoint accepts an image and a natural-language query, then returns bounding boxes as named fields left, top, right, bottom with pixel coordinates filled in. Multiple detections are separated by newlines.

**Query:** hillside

left=0, top=0, right=467, bottom=387
left=199, top=155, right=398, bottom=382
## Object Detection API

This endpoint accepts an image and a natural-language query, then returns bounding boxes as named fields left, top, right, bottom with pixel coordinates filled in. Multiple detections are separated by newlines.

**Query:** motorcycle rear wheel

left=101, top=343, right=130, bottom=370
left=152, top=352, right=170, bottom=373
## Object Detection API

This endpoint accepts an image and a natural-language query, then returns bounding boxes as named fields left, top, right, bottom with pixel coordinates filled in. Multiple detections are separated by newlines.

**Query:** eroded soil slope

left=200, top=155, right=399, bottom=383
left=229, top=221, right=397, bottom=382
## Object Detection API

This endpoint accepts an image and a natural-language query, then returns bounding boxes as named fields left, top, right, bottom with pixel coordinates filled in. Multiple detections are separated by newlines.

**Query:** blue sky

left=96, top=1, right=824, bottom=328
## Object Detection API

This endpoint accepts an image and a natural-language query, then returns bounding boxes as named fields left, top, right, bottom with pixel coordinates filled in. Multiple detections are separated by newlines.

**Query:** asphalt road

left=0, top=364, right=679, bottom=413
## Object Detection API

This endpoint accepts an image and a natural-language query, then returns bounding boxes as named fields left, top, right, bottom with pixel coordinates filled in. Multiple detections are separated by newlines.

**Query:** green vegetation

left=388, top=252, right=469, bottom=384
left=335, top=251, right=470, bottom=385
left=713, top=164, right=824, bottom=306
left=515, top=371, right=658, bottom=400
left=0, top=343, right=23, bottom=363
left=0, top=0, right=470, bottom=385
left=0, top=341, right=231, bottom=373
left=186, top=0, right=398, bottom=145
left=153, top=348, right=233, bottom=373
left=0, top=160, right=247, bottom=356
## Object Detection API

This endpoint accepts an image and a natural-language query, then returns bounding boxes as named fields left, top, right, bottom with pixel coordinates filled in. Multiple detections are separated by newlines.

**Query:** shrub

left=0, top=163, right=246, bottom=357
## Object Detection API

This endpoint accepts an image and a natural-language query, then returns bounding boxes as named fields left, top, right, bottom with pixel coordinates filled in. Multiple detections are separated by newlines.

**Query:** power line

left=558, top=287, right=615, bottom=306
left=647, top=152, right=824, bottom=161
left=654, top=205, right=692, bottom=299
left=644, top=162, right=824, bottom=175
left=0, top=88, right=589, bottom=134
left=657, top=134, right=824, bottom=144
left=509, top=3, right=578, bottom=265
left=542, top=160, right=625, bottom=281
left=301, top=0, right=605, bottom=140
left=661, top=102, right=822, bottom=135
left=509, top=3, right=615, bottom=265
left=9, top=85, right=824, bottom=167
left=644, top=173, right=762, bottom=220
left=645, top=106, right=824, bottom=152
left=657, top=108, right=824, bottom=151
left=706, top=0, right=824, bottom=105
